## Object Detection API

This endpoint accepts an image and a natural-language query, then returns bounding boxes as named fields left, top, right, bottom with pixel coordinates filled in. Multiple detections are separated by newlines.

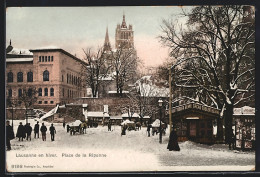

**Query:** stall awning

left=186, top=117, right=199, bottom=119
left=87, top=112, right=110, bottom=118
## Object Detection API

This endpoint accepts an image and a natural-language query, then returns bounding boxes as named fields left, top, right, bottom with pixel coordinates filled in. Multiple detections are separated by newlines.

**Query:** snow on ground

left=6, top=119, right=255, bottom=172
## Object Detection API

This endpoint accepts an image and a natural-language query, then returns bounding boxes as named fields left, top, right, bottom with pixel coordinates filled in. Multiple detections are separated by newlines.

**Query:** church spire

left=10, top=39, right=12, bottom=46
left=121, top=13, right=127, bottom=28
left=103, top=27, right=111, bottom=52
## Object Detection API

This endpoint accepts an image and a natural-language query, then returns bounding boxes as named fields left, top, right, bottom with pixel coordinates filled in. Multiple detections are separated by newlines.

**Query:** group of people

left=6, top=120, right=56, bottom=151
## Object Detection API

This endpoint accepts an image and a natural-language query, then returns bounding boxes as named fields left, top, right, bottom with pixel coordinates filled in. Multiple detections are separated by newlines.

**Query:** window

left=50, top=101, right=54, bottom=104
left=44, top=88, right=48, bottom=96
left=48, top=56, right=50, bottom=62
left=68, top=90, right=69, bottom=98
left=27, top=72, right=33, bottom=82
left=38, top=101, right=42, bottom=104
left=50, top=88, right=54, bottom=96
left=28, top=88, right=32, bottom=97
left=44, top=101, right=48, bottom=104
left=43, top=70, right=49, bottom=81
left=8, top=89, right=12, bottom=97
left=45, top=56, right=47, bottom=62
left=38, top=88, right=42, bottom=96
left=51, top=56, right=53, bottom=61
left=7, top=72, right=13, bottom=82
left=62, top=75, right=64, bottom=82
left=18, top=88, right=22, bottom=97
left=39, top=56, right=41, bottom=62
left=67, top=74, right=69, bottom=84
left=63, top=88, right=64, bottom=97
left=17, top=72, right=23, bottom=82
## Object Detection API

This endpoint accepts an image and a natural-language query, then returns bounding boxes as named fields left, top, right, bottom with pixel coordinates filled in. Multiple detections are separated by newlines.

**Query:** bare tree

left=110, top=42, right=138, bottom=96
left=81, top=47, right=111, bottom=98
left=159, top=5, right=255, bottom=143
left=17, top=87, right=38, bottom=123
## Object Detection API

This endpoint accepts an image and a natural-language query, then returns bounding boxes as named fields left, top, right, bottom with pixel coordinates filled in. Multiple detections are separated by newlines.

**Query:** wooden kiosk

left=171, top=102, right=220, bottom=144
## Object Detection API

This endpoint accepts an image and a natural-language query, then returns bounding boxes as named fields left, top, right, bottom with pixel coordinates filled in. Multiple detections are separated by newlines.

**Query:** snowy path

left=6, top=119, right=255, bottom=172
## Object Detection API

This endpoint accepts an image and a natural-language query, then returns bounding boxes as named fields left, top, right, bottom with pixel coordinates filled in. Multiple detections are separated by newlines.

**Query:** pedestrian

left=147, top=124, right=151, bottom=137
left=167, top=128, right=180, bottom=151
left=66, top=124, right=70, bottom=133
left=34, top=121, right=40, bottom=138
left=40, top=123, right=47, bottom=141
left=241, top=129, right=246, bottom=151
left=229, top=130, right=235, bottom=150
left=83, top=123, right=87, bottom=134
left=63, top=122, right=65, bottom=128
left=6, top=120, right=15, bottom=151
left=16, top=122, right=25, bottom=141
left=121, top=124, right=127, bottom=136
left=108, top=122, right=112, bottom=131
left=49, top=124, right=56, bottom=141
left=26, top=123, right=32, bottom=141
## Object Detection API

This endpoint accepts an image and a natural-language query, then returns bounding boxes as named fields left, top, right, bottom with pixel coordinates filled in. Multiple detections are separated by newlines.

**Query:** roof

left=233, top=106, right=255, bottom=116
left=110, top=116, right=122, bottom=120
left=6, top=58, right=33, bottom=63
left=29, top=48, right=86, bottom=64
left=122, top=113, right=140, bottom=118
left=87, top=112, right=110, bottom=118
left=40, top=105, right=59, bottom=120
left=143, top=116, right=150, bottom=119
left=7, top=47, right=33, bottom=55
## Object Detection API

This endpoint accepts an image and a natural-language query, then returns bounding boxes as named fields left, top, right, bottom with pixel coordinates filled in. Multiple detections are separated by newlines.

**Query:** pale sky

left=6, top=6, right=190, bottom=67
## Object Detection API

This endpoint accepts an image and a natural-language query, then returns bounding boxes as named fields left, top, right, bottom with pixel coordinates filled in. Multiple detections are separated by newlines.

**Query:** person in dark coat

left=40, top=123, right=47, bottom=141
left=49, top=124, right=56, bottom=141
left=26, top=123, right=32, bottom=141
left=16, top=122, right=25, bottom=141
left=121, top=124, right=127, bottom=136
left=6, top=121, right=14, bottom=150
left=108, top=122, right=112, bottom=131
left=167, top=129, right=180, bottom=151
left=229, top=130, right=235, bottom=150
left=66, top=124, right=70, bottom=133
left=147, top=124, right=151, bottom=137
left=63, top=122, right=65, bottom=128
left=34, top=121, right=39, bottom=138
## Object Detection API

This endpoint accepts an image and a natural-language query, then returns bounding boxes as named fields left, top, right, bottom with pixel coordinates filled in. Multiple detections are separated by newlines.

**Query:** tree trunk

left=216, top=117, right=224, bottom=141
left=224, top=104, right=234, bottom=144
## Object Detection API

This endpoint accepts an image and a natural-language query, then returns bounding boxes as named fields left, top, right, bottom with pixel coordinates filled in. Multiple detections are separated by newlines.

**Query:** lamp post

left=158, top=98, right=163, bottom=144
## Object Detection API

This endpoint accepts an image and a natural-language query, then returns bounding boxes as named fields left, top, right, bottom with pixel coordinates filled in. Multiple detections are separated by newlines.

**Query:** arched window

left=7, top=72, right=13, bottom=82
left=62, top=75, right=64, bottom=82
left=8, top=89, right=12, bottom=97
left=28, top=88, right=32, bottom=97
left=50, top=88, right=54, bottom=96
left=17, top=72, right=23, bottom=82
left=48, top=56, right=50, bottom=62
left=38, top=88, right=42, bottom=96
left=27, top=72, right=33, bottom=82
left=45, top=56, right=47, bottom=62
left=67, top=74, right=69, bottom=83
left=51, top=56, right=53, bottom=61
left=18, top=88, right=22, bottom=97
left=44, top=88, right=48, bottom=96
left=39, top=56, right=41, bottom=62
left=43, top=70, right=49, bottom=81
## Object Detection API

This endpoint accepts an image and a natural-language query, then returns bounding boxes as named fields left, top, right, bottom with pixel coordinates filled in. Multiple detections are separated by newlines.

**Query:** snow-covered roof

left=233, top=106, right=255, bottom=116
left=87, top=112, right=110, bottom=118
left=40, top=105, right=59, bottom=120
left=82, top=104, right=88, bottom=108
left=110, top=116, right=122, bottom=120
left=108, top=91, right=129, bottom=94
left=6, top=58, right=33, bottom=62
left=143, top=116, right=150, bottom=119
left=121, top=119, right=135, bottom=125
left=69, top=120, right=82, bottom=126
left=7, top=47, right=33, bottom=55
left=151, top=119, right=165, bottom=128
left=122, top=113, right=140, bottom=118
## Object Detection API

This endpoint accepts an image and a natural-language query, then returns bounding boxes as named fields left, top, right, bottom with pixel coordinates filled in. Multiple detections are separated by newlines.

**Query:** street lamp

left=158, top=98, right=163, bottom=144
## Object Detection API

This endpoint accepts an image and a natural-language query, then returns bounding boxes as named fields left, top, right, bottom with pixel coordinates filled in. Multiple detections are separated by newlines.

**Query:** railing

left=172, top=102, right=220, bottom=115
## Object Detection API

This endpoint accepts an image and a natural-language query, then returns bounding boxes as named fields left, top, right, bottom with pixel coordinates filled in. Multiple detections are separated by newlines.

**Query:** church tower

left=115, top=13, right=134, bottom=49
left=103, top=27, right=112, bottom=52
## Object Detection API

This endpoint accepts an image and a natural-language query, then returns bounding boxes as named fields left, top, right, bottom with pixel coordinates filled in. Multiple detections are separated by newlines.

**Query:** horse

left=135, top=122, right=142, bottom=131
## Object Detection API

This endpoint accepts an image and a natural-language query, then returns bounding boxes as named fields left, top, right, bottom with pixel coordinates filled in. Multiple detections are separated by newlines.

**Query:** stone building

left=6, top=42, right=87, bottom=111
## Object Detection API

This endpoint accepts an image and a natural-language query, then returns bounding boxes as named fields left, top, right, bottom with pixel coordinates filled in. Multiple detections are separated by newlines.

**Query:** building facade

left=6, top=44, right=87, bottom=111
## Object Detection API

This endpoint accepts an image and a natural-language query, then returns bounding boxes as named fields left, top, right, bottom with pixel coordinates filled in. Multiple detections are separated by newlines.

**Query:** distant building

left=6, top=42, right=87, bottom=111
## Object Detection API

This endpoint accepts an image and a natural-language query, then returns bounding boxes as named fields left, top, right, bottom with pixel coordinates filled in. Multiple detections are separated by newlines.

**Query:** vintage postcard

left=5, top=6, right=255, bottom=172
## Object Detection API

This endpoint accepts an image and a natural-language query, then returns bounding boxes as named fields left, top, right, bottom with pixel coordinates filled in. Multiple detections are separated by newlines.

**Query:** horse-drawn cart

left=151, top=119, right=166, bottom=136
